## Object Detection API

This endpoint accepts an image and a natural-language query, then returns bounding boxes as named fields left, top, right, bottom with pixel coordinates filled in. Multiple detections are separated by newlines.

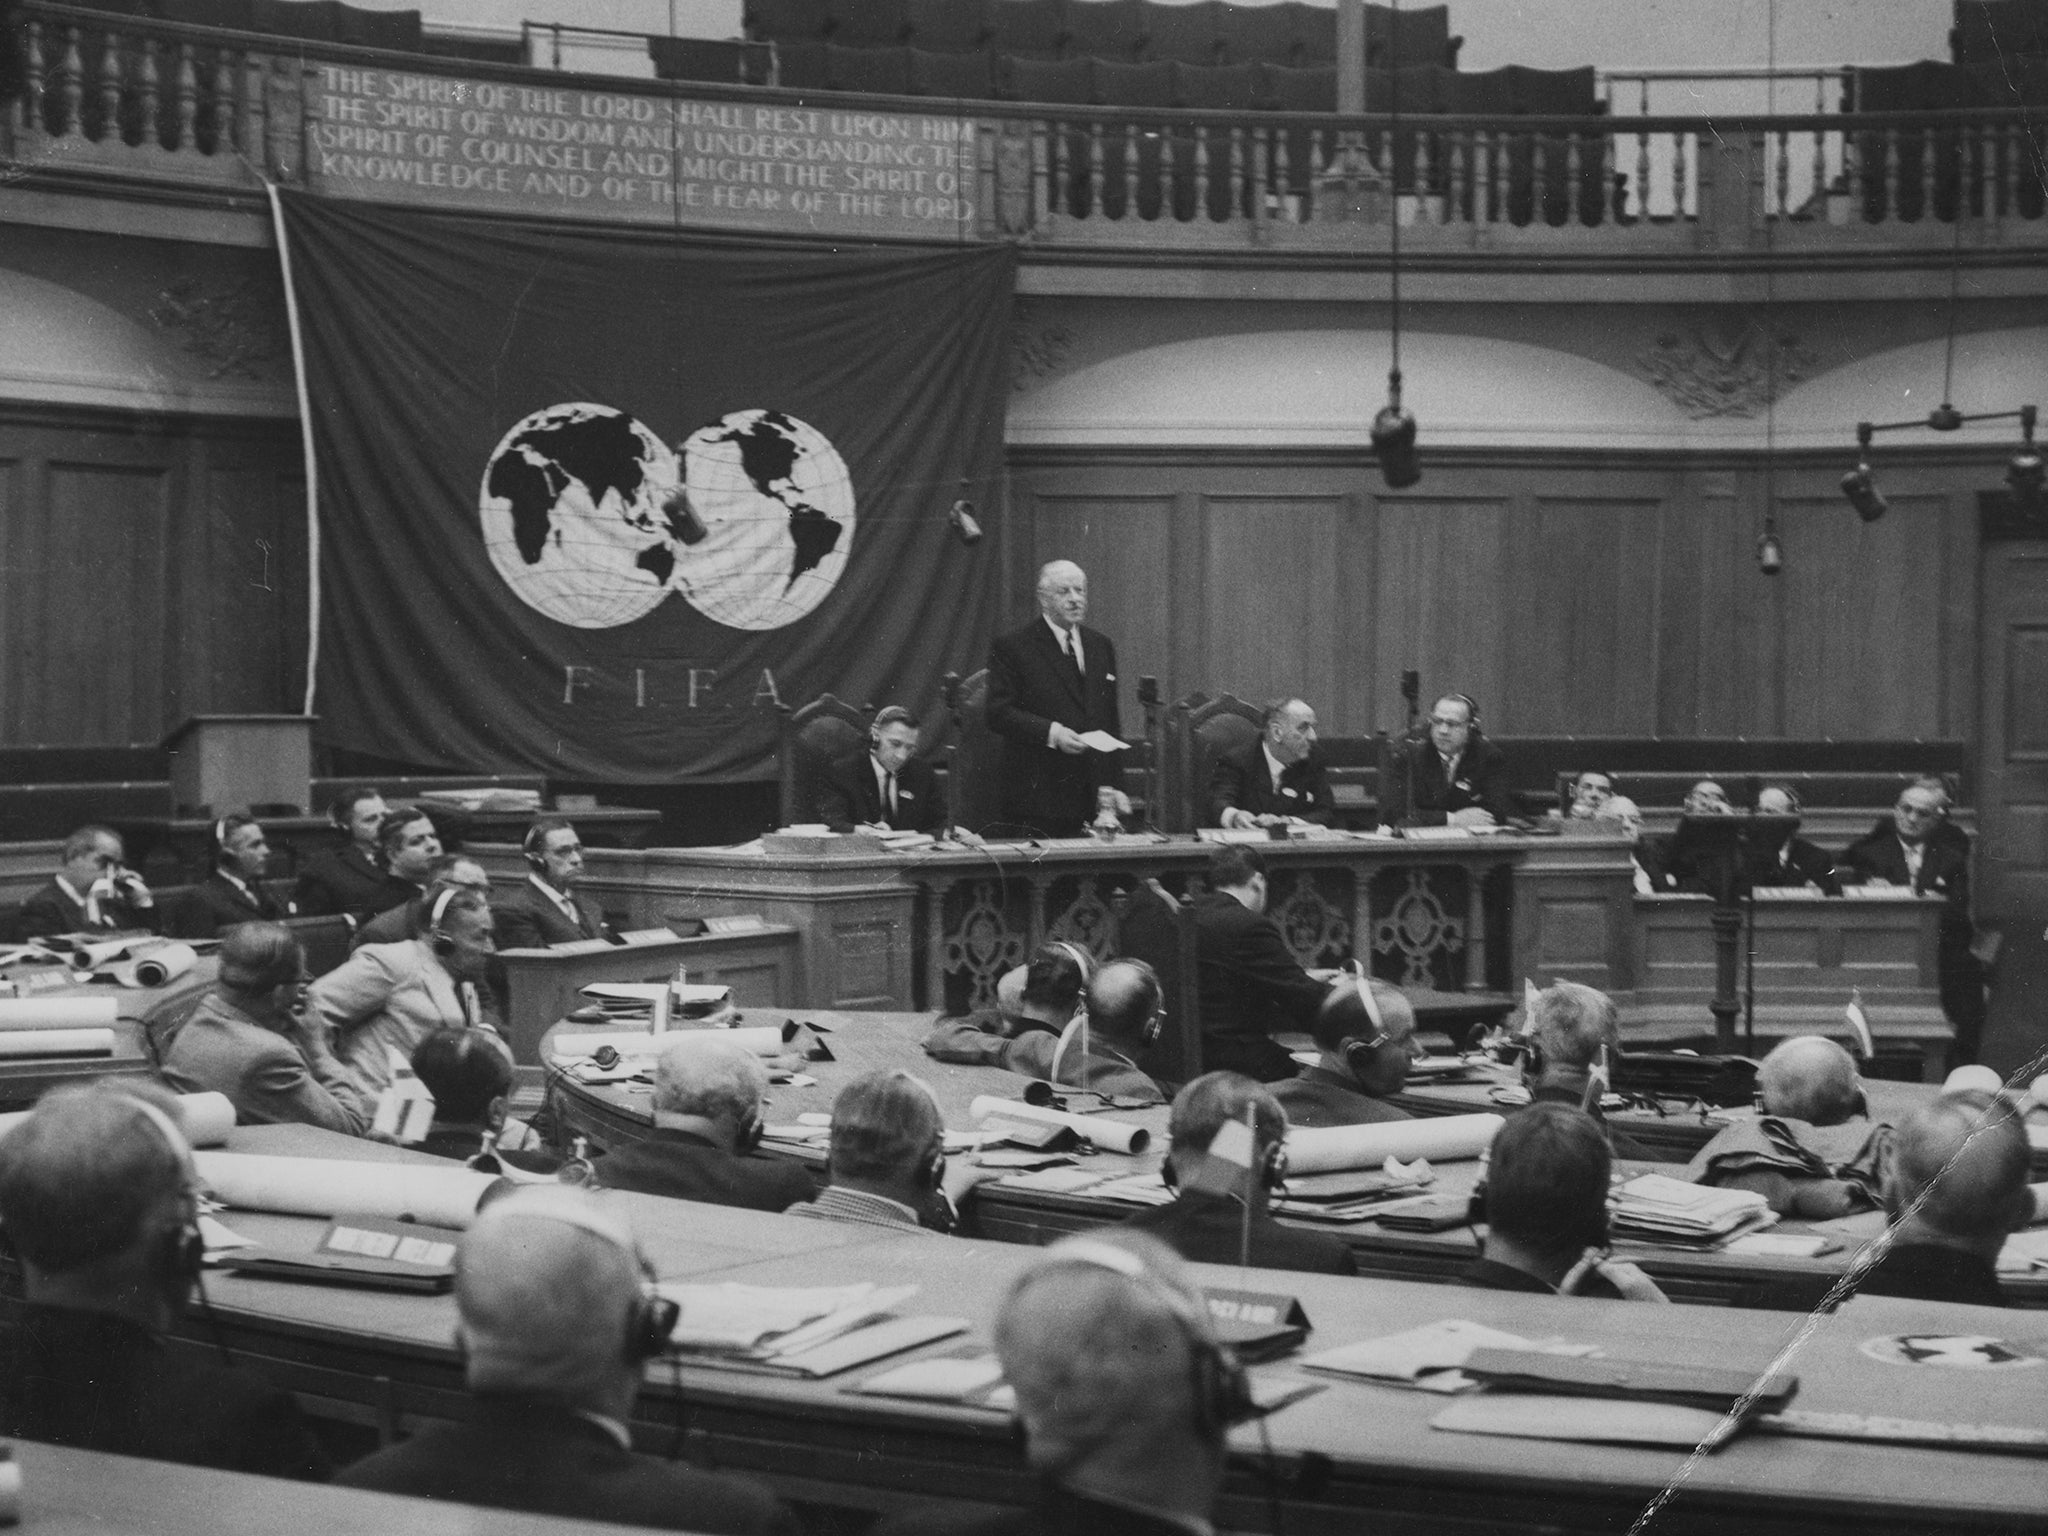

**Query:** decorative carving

left=148, top=276, right=282, bottom=378
left=1372, top=867, right=1466, bottom=987
left=1269, top=869, right=1352, bottom=969
left=1638, top=321, right=1815, bottom=418
left=1011, top=316, right=1075, bottom=393
left=941, top=878, right=1028, bottom=1010
left=1046, top=875, right=1117, bottom=959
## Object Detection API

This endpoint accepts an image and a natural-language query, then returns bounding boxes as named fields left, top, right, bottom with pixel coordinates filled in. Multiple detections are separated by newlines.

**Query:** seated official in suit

left=161, top=921, right=370, bottom=1135
left=1192, top=844, right=1335, bottom=1082
left=1686, top=1037, right=1885, bottom=1217
left=1385, top=693, right=1511, bottom=828
left=925, top=954, right=1165, bottom=1105
left=874, top=1232, right=1246, bottom=1536
left=1639, top=778, right=1735, bottom=892
left=1122, top=1072, right=1356, bottom=1276
left=1272, top=973, right=1417, bottom=1128
left=18, top=824, right=156, bottom=938
left=306, top=886, right=500, bottom=1100
left=1861, top=1088, right=2033, bottom=1308
left=592, top=1034, right=813, bottom=1212
left=1567, top=771, right=1643, bottom=835
left=336, top=1185, right=797, bottom=1534
left=292, top=784, right=393, bottom=923
left=367, top=802, right=443, bottom=912
left=791, top=1070, right=987, bottom=1235
left=985, top=560, right=1130, bottom=837
left=1513, top=980, right=1658, bottom=1160
left=935, top=942, right=1087, bottom=1042
left=491, top=817, right=614, bottom=947
left=171, top=813, right=288, bottom=938
left=1839, top=777, right=1986, bottom=1064
left=1745, top=784, right=1842, bottom=894
left=409, top=1028, right=559, bottom=1175
left=353, top=854, right=492, bottom=949
left=0, top=1082, right=330, bottom=1479
left=1207, top=697, right=1334, bottom=829
left=818, top=705, right=946, bottom=834
left=1462, top=1104, right=1669, bottom=1302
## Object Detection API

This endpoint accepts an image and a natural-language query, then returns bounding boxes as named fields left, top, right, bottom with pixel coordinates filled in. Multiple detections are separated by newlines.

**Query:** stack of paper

left=1611, top=1173, right=1776, bottom=1247
left=654, top=1281, right=966, bottom=1378
left=1303, top=1320, right=1596, bottom=1394
left=417, top=786, right=543, bottom=813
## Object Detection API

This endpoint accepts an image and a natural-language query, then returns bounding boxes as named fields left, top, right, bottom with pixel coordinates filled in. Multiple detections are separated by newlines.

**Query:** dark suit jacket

left=0, top=1304, right=329, bottom=1479
left=336, top=1396, right=798, bottom=1534
left=169, top=870, right=286, bottom=938
left=1122, top=1189, right=1357, bottom=1276
left=1271, top=1066, right=1412, bottom=1128
left=1858, top=1242, right=2005, bottom=1308
left=593, top=1128, right=816, bottom=1212
left=294, top=845, right=409, bottom=925
left=986, top=618, right=1123, bottom=836
left=1838, top=821, right=1972, bottom=918
left=492, top=876, right=611, bottom=948
left=17, top=879, right=153, bottom=938
left=1382, top=732, right=1513, bottom=826
left=1748, top=834, right=1843, bottom=895
left=1192, top=892, right=1328, bottom=1082
left=1457, top=1257, right=1626, bottom=1300
left=875, top=1482, right=1201, bottom=1536
left=817, top=751, right=945, bottom=834
left=1205, top=740, right=1334, bottom=826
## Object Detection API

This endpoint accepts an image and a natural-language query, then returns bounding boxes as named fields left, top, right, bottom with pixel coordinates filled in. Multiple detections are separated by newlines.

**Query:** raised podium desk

left=481, top=830, right=1637, bottom=1017
left=60, top=1123, right=2048, bottom=1535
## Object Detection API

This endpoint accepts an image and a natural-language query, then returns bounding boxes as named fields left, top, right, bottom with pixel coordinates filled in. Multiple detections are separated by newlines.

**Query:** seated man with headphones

left=306, top=885, right=502, bottom=1101
left=1192, top=844, right=1342, bottom=1083
left=1272, top=970, right=1419, bottom=1128
left=409, top=1027, right=560, bottom=1175
left=336, top=1185, right=798, bottom=1534
left=173, top=812, right=288, bottom=938
left=1746, top=783, right=1842, bottom=894
left=792, top=1069, right=989, bottom=1235
left=1511, top=980, right=1656, bottom=1161
left=1122, top=1072, right=1356, bottom=1276
left=0, top=1081, right=330, bottom=1478
left=1684, top=1036, right=1887, bottom=1219
left=492, top=817, right=615, bottom=948
left=818, top=705, right=946, bottom=835
left=162, top=921, right=370, bottom=1135
left=877, top=1231, right=1251, bottom=1536
left=1463, top=1103, right=1669, bottom=1302
left=592, top=1034, right=814, bottom=1213
left=926, top=951, right=1165, bottom=1106
left=352, top=853, right=492, bottom=950
left=293, top=784, right=392, bottom=923
left=1385, top=692, right=1512, bottom=828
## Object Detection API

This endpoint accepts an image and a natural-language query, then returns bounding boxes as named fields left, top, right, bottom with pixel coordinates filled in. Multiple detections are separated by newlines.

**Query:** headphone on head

left=122, top=1096, right=206, bottom=1297
left=481, top=1196, right=680, bottom=1364
left=1053, top=941, right=1093, bottom=982
left=427, top=885, right=460, bottom=955
left=522, top=821, right=549, bottom=872
left=1444, top=692, right=1480, bottom=727
left=1035, top=1240, right=1253, bottom=1438
left=1338, top=966, right=1400, bottom=1082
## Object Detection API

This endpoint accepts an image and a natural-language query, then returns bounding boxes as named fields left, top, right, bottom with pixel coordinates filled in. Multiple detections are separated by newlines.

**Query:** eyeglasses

left=1895, top=802, right=1941, bottom=819
left=1428, top=715, right=1469, bottom=729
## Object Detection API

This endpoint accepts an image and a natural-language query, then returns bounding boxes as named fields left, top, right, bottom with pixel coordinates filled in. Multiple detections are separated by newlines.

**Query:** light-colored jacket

left=162, top=992, right=371, bottom=1136
left=306, top=939, right=490, bottom=1100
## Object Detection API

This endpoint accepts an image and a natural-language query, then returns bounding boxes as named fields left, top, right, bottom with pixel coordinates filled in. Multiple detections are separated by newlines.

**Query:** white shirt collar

left=1044, top=615, right=1082, bottom=666
left=55, top=874, right=88, bottom=904
left=528, top=871, right=577, bottom=917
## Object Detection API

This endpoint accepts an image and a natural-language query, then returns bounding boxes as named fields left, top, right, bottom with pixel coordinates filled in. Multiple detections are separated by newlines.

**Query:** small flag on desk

left=1208, top=1116, right=1256, bottom=1170
left=1844, top=991, right=1874, bottom=1059
left=1520, top=978, right=1543, bottom=1036
left=1581, top=1043, right=1611, bottom=1113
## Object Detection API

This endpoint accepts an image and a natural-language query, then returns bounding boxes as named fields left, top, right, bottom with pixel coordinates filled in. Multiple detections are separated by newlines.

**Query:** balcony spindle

left=1489, top=130, right=1507, bottom=223
left=1772, top=127, right=1788, bottom=218
left=1272, top=127, right=1292, bottom=223
left=137, top=37, right=160, bottom=147
left=1447, top=129, right=1467, bottom=223
left=1976, top=123, right=1995, bottom=221
left=242, top=50, right=266, bottom=169
left=212, top=48, right=236, bottom=152
left=57, top=25, right=83, bottom=138
left=1529, top=129, right=1548, bottom=226
left=1115, top=119, right=1132, bottom=219
left=174, top=43, right=197, bottom=151
left=1563, top=132, right=1581, bottom=225
left=97, top=27, right=122, bottom=142
left=1233, top=125, right=1251, bottom=227
left=1920, top=127, right=1938, bottom=221
left=1672, top=129, right=1687, bottom=219
left=22, top=19, right=45, bottom=134
left=1635, top=79, right=1651, bottom=221
left=1810, top=76, right=1827, bottom=220
left=2001, top=123, right=2019, bottom=220
left=1087, top=119, right=1104, bottom=220
left=1031, top=118, right=1049, bottom=222
left=1880, top=126, right=1899, bottom=222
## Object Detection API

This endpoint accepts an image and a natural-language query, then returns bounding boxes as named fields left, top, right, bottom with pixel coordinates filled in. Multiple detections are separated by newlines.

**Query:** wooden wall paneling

left=44, top=456, right=175, bottom=744
left=1976, top=545, right=2048, bottom=918
left=1029, top=492, right=1176, bottom=716
left=1655, top=478, right=1777, bottom=736
left=1777, top=492, right=1945, bottom=739
left=1198, top=493, right=1345, bottom=724
left=1371, top=497, right=1508, bottom=732
left=1333, top=487, right=1370, bottom=735
left=0, top=451, right=21, bottom=743
left=192, top=436, right=303, bottom=717
left=1938, top=485, right=1980, bottom=743
left=1511, top=497, right=1663, bottom=734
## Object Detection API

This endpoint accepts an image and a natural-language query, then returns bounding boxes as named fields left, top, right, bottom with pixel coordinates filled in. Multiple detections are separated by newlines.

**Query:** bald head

left=457, top=1187, right=647, bottom=1406
left=1885, top=1090, right=2032, bottom=1253
left=1759, top=1036, right=1863, bottom=1126
left=1035, top=560, right=1088, bottom=628
left=651, top=1032, right=768, bottom=1133
left=996, top=1232, right=1223, bottom=1487
left=1087, top=959, right=1160, bottom=1047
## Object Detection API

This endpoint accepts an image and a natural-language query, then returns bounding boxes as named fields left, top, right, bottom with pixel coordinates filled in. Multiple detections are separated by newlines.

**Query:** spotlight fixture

left=1372, top=370, right=1421, bottom=489
left=1842, top=403, right=2040, bottom=523
left=948, top=497, right=983, bottom=545
left=1755, top=531, right=1783, bottom=575
left=1370, top=0, right=1422, bottom=491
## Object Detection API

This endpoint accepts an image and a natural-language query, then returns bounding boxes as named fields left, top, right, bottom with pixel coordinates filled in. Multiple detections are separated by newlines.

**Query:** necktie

left=885, top=771, right=899, bottom=819
left=1063, top=629, right=1084, bottom=686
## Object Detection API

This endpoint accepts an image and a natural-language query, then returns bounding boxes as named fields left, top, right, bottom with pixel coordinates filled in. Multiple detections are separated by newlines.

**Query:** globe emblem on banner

left=478, top=403, right=683, bottom=630
left=673, top=409, right=855, bottom=632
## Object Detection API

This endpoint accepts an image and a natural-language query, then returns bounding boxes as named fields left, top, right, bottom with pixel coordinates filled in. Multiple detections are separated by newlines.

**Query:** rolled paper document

left=0, top=1028, right=114, bottom=1058
left=69, top=937, right=140, bottom=971
left=193, top=1152, right=501, bottom=1229
left=0, top=996, right=119, bottom=1031
left=123, top=942, right=198, bottom=989
left=1943, top=1064, right=2004, bottom=1095
left=0, top=1453, right=17, bottom=1526
left=1286, top=1113, right=1505, bottom=1174
left=0, top=1088, right=235, bottom=1146
left=970, top=1093, right=1151, bottom=1155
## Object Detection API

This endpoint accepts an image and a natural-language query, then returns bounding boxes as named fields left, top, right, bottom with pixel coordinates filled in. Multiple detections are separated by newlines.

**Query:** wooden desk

left=0, top=956, right=216, bottom=1107
left=1628, top=892, right=1953, bottom=1079
left=540, top=1013, right=2048, bottom=1312
left=495, top=927, right=801, bottom=1063
left=11, top=1441, right=687, bottom=1536
left=476, top=830, right=1638, bottom=1017
left=97, top=1123, right=2048, bottom=1533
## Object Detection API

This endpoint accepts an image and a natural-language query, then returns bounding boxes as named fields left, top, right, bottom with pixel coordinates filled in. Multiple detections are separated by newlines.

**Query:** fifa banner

left=277, top=192, right=1015, bottom=781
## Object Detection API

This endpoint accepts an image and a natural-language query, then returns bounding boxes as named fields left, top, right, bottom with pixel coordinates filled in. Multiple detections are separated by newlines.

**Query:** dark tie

left=1063, top=630, right=1084, bottom=687
left=885, top=772, right=898, bottom=820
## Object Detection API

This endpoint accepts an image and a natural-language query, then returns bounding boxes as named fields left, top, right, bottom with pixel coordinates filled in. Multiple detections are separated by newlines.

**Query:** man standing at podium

left=987, top=560, right=1129, bottom=837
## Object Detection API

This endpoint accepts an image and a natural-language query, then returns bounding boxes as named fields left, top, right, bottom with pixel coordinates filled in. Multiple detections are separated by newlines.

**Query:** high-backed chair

left=1116, top=877, right=1201, bottom=1090
left=777, top=694, right=870, bottom=827
left=943, top=668, right=1000, bottom=834
left=282, top=913, right=357, bottom=979
left=1165, top=692, right=1262, bottom=832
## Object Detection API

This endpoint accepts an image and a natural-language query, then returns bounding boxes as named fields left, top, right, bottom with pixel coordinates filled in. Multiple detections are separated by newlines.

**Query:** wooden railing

left=8, top=1, right=2047, bottom=255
